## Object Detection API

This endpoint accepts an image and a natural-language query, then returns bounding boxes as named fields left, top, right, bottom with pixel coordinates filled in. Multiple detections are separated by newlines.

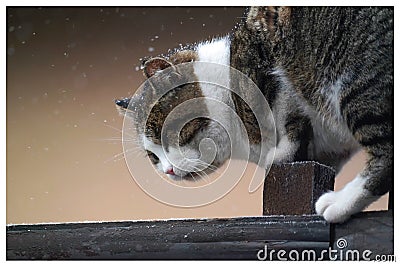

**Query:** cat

left=116, top=7, right=393, bottom=223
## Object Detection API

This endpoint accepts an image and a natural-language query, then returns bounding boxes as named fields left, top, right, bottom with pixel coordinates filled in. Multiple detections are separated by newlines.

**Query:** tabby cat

left=116, top=7, right=393, bottom=223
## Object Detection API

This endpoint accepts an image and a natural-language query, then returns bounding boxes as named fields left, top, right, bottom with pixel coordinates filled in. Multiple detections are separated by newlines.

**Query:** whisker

left=190, top=167, right=211, bottom=184
left=191, top=160, right=221, bottom=174
left=103, top=123, right=124, bottom=133
left=104, top=147, right=144, bottom=163
left=103, top=151, right=126, bottom=163
left=102, top=123, right=137, bottom=140
left=189, top=172, right=196, bottom=182
left=199, top=170, right=212, bottom=184
left=91, top=137, right=138, bottom=142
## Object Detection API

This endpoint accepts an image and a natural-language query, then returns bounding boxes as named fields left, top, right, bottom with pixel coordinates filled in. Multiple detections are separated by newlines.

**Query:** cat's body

left=116, top=7, right=393, bottom=223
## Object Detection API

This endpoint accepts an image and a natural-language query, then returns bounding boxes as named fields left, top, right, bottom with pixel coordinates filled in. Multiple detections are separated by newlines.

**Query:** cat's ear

left=169, top=50, right=198, bottom=64
left=143, top=57, right=172, bottom=78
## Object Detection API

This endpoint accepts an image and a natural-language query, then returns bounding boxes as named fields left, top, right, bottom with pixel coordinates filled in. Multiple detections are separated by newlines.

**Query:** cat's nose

left=166, top=167, right=175, bottom=175
left=115, top=98, right=130, bottom=109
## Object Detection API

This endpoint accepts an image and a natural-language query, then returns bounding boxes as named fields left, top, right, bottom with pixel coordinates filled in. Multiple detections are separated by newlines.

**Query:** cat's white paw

left=315, top=191, right=351, bottom=223
left=315, top=175, right=379, bottom=223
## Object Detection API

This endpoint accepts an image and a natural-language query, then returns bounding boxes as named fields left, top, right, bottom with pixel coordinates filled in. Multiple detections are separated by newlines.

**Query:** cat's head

left=116, top=49, right=230, bottom=180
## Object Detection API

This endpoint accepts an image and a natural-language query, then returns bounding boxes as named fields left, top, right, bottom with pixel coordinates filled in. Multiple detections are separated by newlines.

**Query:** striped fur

left=116, top=7, right=393, bottom=222
left=232, top=7, right=393, bottom=222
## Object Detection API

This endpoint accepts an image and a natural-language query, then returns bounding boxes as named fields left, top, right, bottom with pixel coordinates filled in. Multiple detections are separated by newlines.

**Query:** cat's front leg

left=316, top=79, right=392, bottom=223
left=266, top=135, right=299, bottom=164
left=316, top=145, right=392, bottom=223
left=268, top=111, right=312, bottom=164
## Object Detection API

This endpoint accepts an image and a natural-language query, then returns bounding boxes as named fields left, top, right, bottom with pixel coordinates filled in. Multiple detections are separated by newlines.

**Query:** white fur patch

left=320, top=73, right=352, bottom=121
left=315, top=175, right=379, bottom=223
left=194, top=36, right=232, bottom=111
left=271, top=67, right=293, bottom=92
left=196, top=36, right=230, bottom=66
left=194, top=36, right=236, bottom=139
left=143, top=137, right=172, bottom=173
left=266, top=135, right=297, bottom=164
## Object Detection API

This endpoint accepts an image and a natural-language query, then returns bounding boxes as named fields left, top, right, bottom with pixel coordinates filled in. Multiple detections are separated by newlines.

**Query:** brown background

left=7, top=7, right=387, bottom=224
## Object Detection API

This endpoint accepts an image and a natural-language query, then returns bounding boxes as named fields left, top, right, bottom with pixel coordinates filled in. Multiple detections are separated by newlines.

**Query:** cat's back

left=247, top=7, right=393, bottom=88
left=289, top=7, right=393, bottom=68
left=244, top=7, right=393, bottom=166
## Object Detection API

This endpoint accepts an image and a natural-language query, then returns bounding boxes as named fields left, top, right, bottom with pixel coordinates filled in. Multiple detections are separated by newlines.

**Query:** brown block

left=263, top=161, right=335, bottom=215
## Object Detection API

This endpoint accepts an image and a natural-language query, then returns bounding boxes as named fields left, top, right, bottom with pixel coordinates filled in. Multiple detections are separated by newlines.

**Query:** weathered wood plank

left=263, top=162, right=335, bottom=215
left=332, top=210, right=393, bottom=260
left=7, top=215, right=329, bottom=260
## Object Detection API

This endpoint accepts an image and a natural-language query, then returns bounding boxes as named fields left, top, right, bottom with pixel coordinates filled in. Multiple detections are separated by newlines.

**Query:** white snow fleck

left=148, top=47, right=154, bottom=52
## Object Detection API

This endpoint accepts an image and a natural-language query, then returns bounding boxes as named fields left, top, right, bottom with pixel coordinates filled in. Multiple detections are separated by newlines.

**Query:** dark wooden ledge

left=6, top=162, right=393, bottom=260
left=7, top=215, right=329, bottom=260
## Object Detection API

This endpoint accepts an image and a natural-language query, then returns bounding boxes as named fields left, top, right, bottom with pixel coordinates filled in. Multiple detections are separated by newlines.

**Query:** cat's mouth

left=166, top=171, right=208, bottom=182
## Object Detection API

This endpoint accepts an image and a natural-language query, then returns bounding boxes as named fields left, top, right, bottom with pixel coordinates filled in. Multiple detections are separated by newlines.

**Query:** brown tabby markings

left=141, top=50, right=209, bottom=147
left=238, top=7, right=393, bottom=196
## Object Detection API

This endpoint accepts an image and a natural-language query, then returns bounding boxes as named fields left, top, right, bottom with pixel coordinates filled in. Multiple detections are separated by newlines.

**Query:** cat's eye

left=146, top=150, right=159, bottom=164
